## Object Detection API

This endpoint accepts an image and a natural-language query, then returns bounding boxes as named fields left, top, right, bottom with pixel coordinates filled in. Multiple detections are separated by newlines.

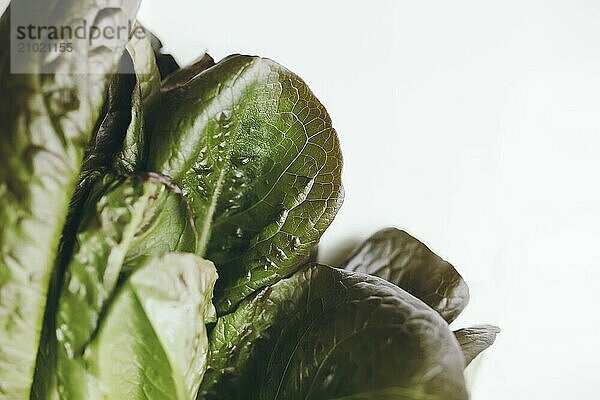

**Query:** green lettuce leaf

left=160, top=53, right=215, bottom=92
left=74, top=31, right=161, bottom=208
left=341, top=228, right=469, bottom=323
left=46, top=174, right=196, bottom=399
left=72, top=252, right=216, bottom=399
left=76, top=59, right=136, bottom=197
left=31, top=34, right=162, bottom=398
left=148, top=55, right=344, bottom=314
left=116, top=30, right=161, bottom=173
left=198, top=265, right=468, bottom=400
left=454, top=325, right=500, bottom=366
left=0, top=2, right=140, bottom=397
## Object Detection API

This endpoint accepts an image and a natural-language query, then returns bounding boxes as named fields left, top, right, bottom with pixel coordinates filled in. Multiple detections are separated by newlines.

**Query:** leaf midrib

left=197, top=163, right=227, bottom=256
left=194, top=61, right=255, bottom=257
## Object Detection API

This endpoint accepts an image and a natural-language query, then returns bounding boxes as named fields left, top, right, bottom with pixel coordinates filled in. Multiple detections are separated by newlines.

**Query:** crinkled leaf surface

left=32, top=36, right=162, bottom=397
left=0, top=2, right=140, bottom=396
left=341, top=228, right=469, bottom=323
left=454, top=325, right=500, bottom=366
left=44, top=174, right=196, bottom=399
left=74, top=32, right=160, bottom=206
left=198, top=265, right=467, bottom=400
left=148, top=55, right=344, bottom=314
left=80, top=252, right=216, bottom=399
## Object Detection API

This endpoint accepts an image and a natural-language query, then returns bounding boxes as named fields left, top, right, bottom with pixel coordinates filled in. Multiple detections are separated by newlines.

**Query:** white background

left=4, top=1, right=600, bottom=398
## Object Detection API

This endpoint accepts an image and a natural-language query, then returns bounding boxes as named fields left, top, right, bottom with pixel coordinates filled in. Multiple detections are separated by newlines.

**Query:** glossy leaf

left=148, top=55, right=344, bottom=314
left=198, top=265, right=468, bottom=400
left=454, top=325, right=500, bottom=366
left=74, top=252, right=216, bottom=399
left=48, top=174, right=196, bottom=399
left=0, top=2, right=140, bottom=396
left=341, top=228, right=469, bottom=323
